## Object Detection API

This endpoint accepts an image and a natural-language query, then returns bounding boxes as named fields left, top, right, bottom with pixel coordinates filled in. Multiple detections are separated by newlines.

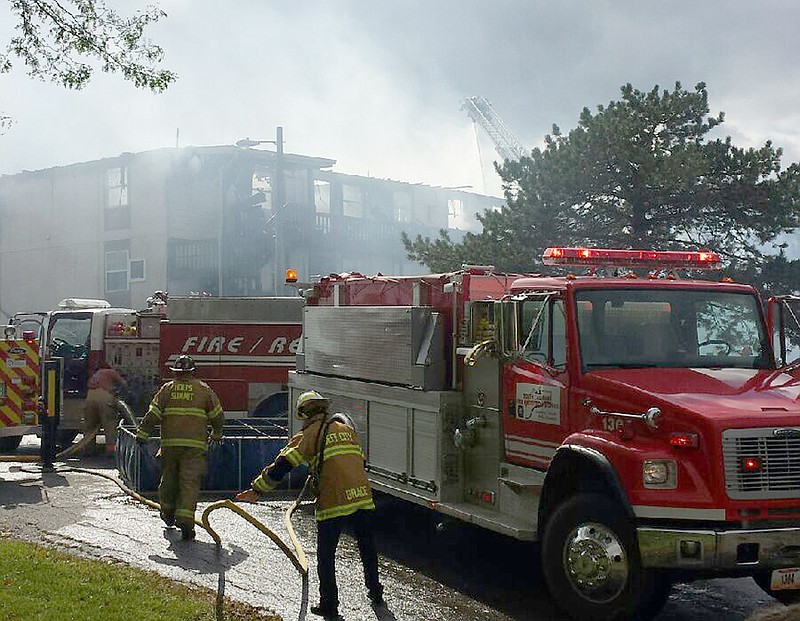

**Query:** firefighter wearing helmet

left=236, top=390, right=385, bottom=619
left=137, top=354, right=224, bottom=540
left=295, top=390, right=329, bottom=419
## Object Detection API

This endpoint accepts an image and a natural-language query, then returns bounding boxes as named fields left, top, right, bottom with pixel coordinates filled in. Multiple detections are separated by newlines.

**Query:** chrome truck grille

left=722, top=427, right=800, bottom=500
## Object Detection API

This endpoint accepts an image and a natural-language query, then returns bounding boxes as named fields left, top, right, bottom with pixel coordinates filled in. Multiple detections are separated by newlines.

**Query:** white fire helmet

left=295, top=390, right=329, bottom=419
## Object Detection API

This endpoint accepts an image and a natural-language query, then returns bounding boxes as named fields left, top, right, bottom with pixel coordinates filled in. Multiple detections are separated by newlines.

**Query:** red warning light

left=669, top=432, right=700, bottom=448
left=542, top=247, right=722, bottom=270
left=740, top=457, right=762, bottom=473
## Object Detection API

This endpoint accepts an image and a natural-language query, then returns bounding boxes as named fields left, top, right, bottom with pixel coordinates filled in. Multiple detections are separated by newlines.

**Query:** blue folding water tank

left=116, top=419, right=307, bottom=494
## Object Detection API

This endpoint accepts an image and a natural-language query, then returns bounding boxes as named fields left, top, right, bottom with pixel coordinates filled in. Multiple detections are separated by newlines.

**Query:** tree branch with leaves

left=2, top=0, right=176, bottom=91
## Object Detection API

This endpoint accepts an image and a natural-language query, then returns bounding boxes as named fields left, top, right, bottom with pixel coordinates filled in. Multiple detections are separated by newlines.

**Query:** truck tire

left=0, top=435, right=23, bottom=452
left=753, top=571, right=800, bottom=605
left=542, top=493, right=670, bottom=621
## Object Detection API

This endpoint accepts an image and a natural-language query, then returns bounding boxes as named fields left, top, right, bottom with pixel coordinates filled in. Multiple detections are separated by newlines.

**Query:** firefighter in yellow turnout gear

left=137, top=355, right=224, bottom=540
left=236, top=390, right=385, bottom=620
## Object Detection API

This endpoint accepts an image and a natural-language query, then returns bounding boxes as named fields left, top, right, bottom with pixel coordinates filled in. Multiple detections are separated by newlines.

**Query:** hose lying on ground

left=57, top=398, right=136, bottom=459
left=54, top=427, right=100, bottom=459
left=0, top=430, right=100, bottom=462
left=201, top=485, right=311, bottom=621
left=10, top=455, right=311, bottom=621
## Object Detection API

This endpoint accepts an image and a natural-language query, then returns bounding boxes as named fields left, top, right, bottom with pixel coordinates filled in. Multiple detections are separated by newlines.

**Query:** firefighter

left=83, top=361, right=126, bottom=455
left=236, top=390, right=385, bottom=620
left=136, top=354, right=224, bottom=540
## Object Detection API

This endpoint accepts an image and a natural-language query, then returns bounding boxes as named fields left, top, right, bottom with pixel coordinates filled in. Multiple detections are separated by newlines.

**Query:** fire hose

left=47, top=398, right=138, bottom=460
left=10, top=448, right=312, bottom=621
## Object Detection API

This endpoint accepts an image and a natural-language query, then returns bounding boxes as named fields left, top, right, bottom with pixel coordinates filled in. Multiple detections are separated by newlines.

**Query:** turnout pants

left=158, top=447, right=207, bottom=530
left=316, top=508, right=383, bottom=610
left=84, top=388, right=117, bottom=450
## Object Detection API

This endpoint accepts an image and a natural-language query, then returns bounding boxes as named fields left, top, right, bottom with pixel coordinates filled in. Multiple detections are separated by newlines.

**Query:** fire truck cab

left=45, top=298, right=141, bottom=442
left=288, top=249, right=800, bottom=620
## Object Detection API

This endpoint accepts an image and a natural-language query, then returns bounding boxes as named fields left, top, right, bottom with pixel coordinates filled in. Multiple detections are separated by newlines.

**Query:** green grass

left=0, top=537, right=281, bottom=621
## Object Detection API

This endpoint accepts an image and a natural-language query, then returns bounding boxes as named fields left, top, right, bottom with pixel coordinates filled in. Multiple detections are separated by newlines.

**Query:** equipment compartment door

left=460, top=299, right=503, bottom=508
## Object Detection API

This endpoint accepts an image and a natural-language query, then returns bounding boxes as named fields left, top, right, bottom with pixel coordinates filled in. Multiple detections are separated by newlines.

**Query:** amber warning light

left=285, top=268, right=298, bottom=284
left=542, top=247, right=722, bottom=270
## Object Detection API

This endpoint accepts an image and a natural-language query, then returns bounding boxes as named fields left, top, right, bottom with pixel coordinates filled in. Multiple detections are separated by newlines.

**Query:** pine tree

left=404, top=82, right=800, bottom=293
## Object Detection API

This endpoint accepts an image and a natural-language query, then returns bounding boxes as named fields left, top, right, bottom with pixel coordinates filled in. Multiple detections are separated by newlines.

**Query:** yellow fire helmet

left=295, top=390, right=330, bottom=419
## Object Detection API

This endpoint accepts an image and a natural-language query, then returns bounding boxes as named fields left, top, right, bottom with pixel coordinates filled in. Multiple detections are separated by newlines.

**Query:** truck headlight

left=643, top=459, right=677, bottom=489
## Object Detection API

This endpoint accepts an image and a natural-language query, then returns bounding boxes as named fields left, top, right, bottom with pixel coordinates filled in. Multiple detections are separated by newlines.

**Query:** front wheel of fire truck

left=542, top=493, right=670, bottom=621
left=753, top=571, right=800, bottom=605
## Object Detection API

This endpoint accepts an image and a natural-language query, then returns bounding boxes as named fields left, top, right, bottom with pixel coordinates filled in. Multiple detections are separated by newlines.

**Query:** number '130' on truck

left=287, top=247, right=800, bottom=621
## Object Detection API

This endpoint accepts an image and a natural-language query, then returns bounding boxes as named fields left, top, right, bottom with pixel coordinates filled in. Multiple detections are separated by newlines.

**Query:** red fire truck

left=0, top=294, right=302, bottom=448
left=288, top=250, right=800, bottom=620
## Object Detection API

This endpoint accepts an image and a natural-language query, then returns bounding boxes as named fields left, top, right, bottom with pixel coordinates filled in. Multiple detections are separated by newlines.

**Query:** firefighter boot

left=369, top=592, right=387, bottom=610
left=160, top=511, right=175, bottom=528
left=178, top=523, right=195, bottom=540
left=310, top=603, right=339, bottom=620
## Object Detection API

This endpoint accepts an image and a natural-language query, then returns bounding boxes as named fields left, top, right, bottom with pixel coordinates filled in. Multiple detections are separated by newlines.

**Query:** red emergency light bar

left=542, top=247, right=722, bottom=270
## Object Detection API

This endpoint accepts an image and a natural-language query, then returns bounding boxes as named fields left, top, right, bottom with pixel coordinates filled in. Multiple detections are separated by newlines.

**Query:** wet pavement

left=0, top=442, right=793, bottom=621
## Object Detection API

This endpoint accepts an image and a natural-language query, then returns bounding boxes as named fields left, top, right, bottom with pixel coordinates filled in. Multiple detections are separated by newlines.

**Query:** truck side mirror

left=768, top=295, right=800, bottom=367
left=495, top=299, right=518, bottom=358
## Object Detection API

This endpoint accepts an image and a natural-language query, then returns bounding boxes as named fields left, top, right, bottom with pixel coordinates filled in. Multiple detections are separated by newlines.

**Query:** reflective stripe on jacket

left=252, top=413, right=375, bottom=521
left=136, top=378, right=224, bottom=451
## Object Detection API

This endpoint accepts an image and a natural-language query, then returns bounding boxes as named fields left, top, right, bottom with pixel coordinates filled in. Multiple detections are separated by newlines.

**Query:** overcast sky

left=1, top=0, right=798, bottom=198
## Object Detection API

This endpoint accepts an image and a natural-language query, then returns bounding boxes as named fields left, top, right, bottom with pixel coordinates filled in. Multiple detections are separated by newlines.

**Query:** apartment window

left=252, top=171, right=272, bottom=210
left=106, top=250, right=129, bottom=293
left=343, top=184, right=363, bottom=218
left=394, top=191, right=412, bottom=223
left=448, top=199, right=463, bottom=219
left=315, top=180, right=331, bottom=213
left=107, top=166, right=128, bottom=207
left=129, top=259, right=146, bottom=282
left=105, top=166, right=131, bottom=230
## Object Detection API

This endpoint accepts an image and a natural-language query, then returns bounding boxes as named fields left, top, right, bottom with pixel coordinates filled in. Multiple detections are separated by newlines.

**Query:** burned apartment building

left=0, top=140, right=502, bottom=316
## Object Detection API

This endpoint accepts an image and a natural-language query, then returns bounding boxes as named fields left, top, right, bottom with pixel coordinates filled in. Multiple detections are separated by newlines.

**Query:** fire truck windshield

left=574, top=288, right=771, bottom=370
left=49, top=316, right=91, bottom=360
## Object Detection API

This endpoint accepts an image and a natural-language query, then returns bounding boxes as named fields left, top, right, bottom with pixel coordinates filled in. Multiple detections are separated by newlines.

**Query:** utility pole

left=234, top=127, right=286, bottom=296
left=274, top=126, right=285, bottom=296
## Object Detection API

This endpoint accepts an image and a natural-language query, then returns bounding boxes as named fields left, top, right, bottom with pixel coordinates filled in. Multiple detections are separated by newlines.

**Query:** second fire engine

left=0, top=294, right=302, bottom=449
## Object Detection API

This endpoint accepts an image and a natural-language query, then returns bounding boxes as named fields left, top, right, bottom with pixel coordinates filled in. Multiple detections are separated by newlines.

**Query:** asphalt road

left=0, top=443, right=793, bottom=621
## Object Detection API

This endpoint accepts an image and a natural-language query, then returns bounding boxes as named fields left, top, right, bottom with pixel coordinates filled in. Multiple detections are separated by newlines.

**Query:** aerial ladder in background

left=461, top=96, right=527, bottom=162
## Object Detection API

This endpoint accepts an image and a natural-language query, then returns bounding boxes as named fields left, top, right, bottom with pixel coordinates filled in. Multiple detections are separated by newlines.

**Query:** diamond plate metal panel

left=302, top=306, right=444, bottom=389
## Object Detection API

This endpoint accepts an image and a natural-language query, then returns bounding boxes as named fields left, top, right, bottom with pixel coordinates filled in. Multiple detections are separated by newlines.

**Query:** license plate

left=771, top=568, right=800, bottom=591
